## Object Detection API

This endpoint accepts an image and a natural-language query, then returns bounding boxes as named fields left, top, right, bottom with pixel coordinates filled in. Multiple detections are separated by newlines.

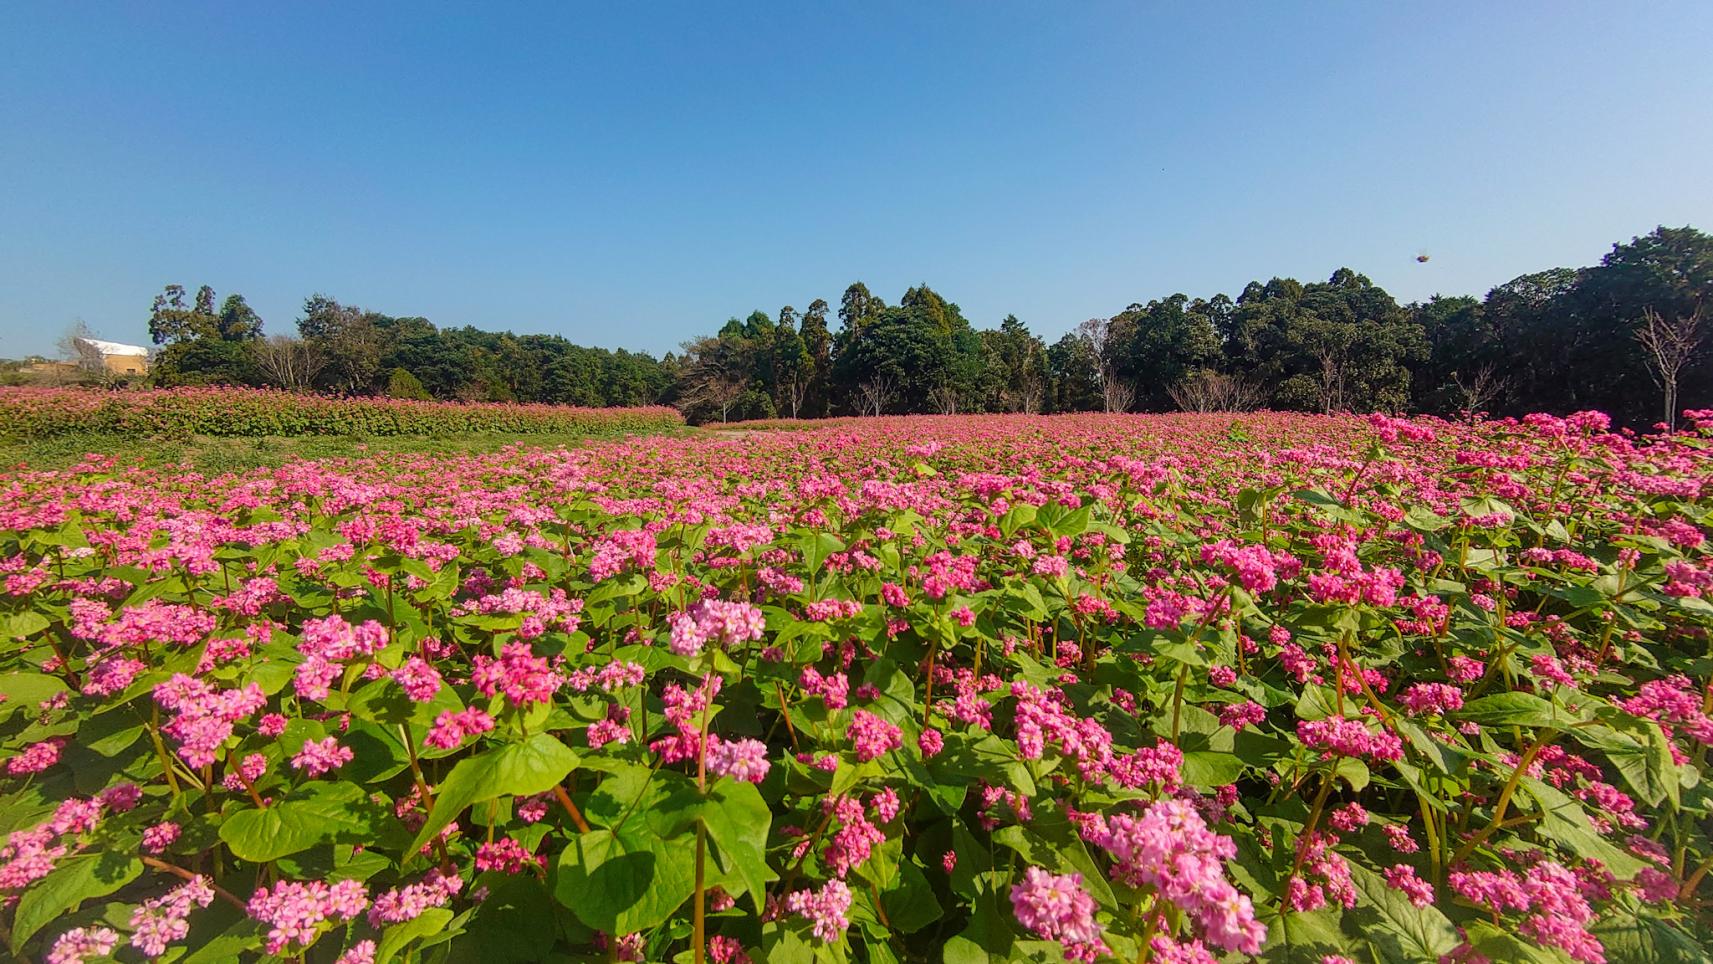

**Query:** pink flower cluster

left=425, top=707, right=497, bottom=750
left=846, top=710, right=903, bottom=762
left=153, top=674, right=266, bottom=767
left=1397, top=682, right=1465, bottom=716
left=1009, top=866, right=1107, bottom=962
left=471, top=641, right=564, bottom=707
left=128, top=876, right=216, bottom=958
left=291, top=736, right=354, bottom=777
left=589, top=528, right=657, bottom=580
left=1450, top=861, right=1604, bottom=963
left=368, top=869, right=462, bottom=926
left=786, top=878, right=852, bottom=943
left=1297, top=716, right=1404, bottom=762
left=668, top=598, right=766, bottom=657
left=1080, top=799, right=1265, bottom=954
left=248, top=878, right=370, bottom=955
left=707, top=737, right=772, bottom=783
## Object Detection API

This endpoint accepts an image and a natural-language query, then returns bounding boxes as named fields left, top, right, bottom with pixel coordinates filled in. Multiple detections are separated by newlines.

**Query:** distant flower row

left=0, top=386, right=684, bottom=440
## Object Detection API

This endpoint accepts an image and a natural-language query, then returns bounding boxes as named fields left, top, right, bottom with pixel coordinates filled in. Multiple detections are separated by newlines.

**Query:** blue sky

left=2, top=2, right=1710, bottom=358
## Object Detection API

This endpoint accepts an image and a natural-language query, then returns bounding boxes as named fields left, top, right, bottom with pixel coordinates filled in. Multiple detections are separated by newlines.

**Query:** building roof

left=74, top=337, right=150, bottom=357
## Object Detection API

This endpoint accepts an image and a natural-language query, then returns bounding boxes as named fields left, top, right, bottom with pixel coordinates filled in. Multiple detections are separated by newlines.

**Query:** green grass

left=0, top=429, right=693, bottom=474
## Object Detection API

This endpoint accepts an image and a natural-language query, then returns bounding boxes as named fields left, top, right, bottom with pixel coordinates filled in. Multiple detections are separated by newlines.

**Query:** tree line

left=140, top=286, right=667, bottom=407
left=669, top=225, right=1711, bottom=428
left=85, top=224, right=1713, bottom=427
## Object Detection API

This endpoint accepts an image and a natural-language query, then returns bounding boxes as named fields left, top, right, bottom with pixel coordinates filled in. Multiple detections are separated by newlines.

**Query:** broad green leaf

left=701, top=778, right=775, bottom=912
left=408, top=733, right=579, bottom=854
left=553, top=827, right=695, bottom=934
left=1457, top=692, right=1565, bottom=728
left=11, top=852, right=142, bottom=952
left=1345, top=863, right=1459, bottom=960
left=377, top=907, right=454, bottom=964
left=0, top=672, right=67, bottom=720
left=1181, top=749, right=1244, bottom=788
left=220, top=781, right=372, bottom=862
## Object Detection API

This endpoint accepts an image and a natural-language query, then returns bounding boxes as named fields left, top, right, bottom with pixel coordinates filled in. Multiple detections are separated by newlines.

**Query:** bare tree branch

left=1635, top=306, right=1704, bottom=431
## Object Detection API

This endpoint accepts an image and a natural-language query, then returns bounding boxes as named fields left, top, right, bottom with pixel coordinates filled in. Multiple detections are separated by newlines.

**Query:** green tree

left=385, top=367, right=431, bottom=399
left=771, top=307, right=813, bottom=418
left=217, top=294, right=265, bottom=341
left=148, top=284, right=220, bottom=344
left=799, top=299, right=833, bottom=416
left=298, top=295, right=384, bottom=394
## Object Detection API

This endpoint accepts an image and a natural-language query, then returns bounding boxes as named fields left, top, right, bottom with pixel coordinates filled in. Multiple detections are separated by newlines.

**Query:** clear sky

left=2, top=2, right=1710, bottom=358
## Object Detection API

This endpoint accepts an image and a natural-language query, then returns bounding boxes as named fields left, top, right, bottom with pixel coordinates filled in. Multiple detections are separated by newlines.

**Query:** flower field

left=0, top=388, right=684, bottom=441
left=3, top=410, right=1713, bottom=963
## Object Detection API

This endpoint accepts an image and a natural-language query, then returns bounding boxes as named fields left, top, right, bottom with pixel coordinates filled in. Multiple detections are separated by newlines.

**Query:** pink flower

left=1297, top=717, right=1404, bottom=762
left=7, top=737, right=64, bottom=775
left=918, top=727, right=945, bottom=758
left=1081, top=799, right=1265, bottom=953
left=393, top=657, right=443, bottom=701
left=291, top=736, right=354, bottom=777
left=425, top=708, right=496, bottom=750
left=1385, top=864, right=1433, bottom=907
left=48, top=927, right=119, bottom=964
left=846, top=710, right=903, bottom=762
left=1398, top=682, right=1465, bottom=716
left=141, top=821, right=180, bottom=854
left=707, top=738, right=772, bottom=783
left=470, top=642, right=563, bottom=707
left=1010, top=867, right=1106, bottom=962
left=786, top=878, right=852, bottom=943
left=475, top=837, right=543, bottom=874
left=668, top=598, right=766, bottom=657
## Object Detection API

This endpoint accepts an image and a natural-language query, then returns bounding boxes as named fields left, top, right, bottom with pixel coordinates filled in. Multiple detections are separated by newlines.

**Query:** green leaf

left=1463, top=921, right=1562, bottom=964
left=702, top=778, right=775, bottom=912
left=1181, top=749, right=1244, bottom=788
left=800, top=531, right=846, bottom=574
left=553, top=827, right=695, bottom=934
left=0, top=611, right=51, bottom=639
left=409, top=733, right=579, bottom=854
left=1593, top=911, right=1708, bottom=963
left=881, top=860, right=943, bottom=935
left=377, top=907, right=455, bottom=964
left=220, top=781, right=372, bottom=862
left=1521, top=776, right=1646, bottom=877
left=450, top=873, right=555, bottom=963
left=999, top=504, right=1037, bottom=539
left=10, top=852, right=142, bottom=952
left=0, top=672, right=68, bottom=720
left=1345, top=863, right=1459, bottom=960
left=1457, top=692, right=1565, bottom=728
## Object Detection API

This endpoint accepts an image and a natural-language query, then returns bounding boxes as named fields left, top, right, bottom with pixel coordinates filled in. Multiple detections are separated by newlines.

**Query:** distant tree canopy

left=665, top=225, right=1712, bottom=425
left=144, top=288, right=671, bottom=406
left=138, top=224, right=1712, bottom=426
